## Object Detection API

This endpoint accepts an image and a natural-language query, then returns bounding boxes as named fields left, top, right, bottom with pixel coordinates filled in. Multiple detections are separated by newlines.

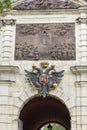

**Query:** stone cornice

left=0, top=80, right=15, bottom=84
left=71, top=0, right=87, bottom=6
left=0, top=65, right=19, bottom=73
left=78, top=6, right=87, bottom=13
left=12, top=8, right=79, bottom=15
left=75, top=81, right=87, bottom=87
left=11, top=6, right=87, bottom=15
left=70, top=66, right=87, bottom=75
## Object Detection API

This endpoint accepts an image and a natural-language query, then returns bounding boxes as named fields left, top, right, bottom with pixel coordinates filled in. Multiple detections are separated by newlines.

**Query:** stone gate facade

left=0, top=0, right=87, bottom=130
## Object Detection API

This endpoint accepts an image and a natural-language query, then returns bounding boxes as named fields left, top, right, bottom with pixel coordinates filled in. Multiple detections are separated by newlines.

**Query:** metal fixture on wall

left=47, top=124, right=52, bottom=130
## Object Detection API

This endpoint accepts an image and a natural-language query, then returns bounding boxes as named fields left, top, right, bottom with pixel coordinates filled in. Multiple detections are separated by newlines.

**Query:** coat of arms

left=25, top=62, right=64, bottom=98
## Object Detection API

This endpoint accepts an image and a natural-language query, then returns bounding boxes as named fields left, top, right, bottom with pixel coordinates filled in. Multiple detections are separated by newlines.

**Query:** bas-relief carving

left=13, top=0, right=80, bottom=10
left=15, top=23, right=76, bottom=60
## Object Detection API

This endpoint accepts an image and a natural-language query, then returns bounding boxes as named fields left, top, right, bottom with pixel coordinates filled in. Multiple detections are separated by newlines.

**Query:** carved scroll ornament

left=76, top=17, right=87, bottom=24
left=1, top=19, right=16, bottom=26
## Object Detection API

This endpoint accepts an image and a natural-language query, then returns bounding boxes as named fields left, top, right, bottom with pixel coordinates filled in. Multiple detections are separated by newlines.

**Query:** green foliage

left=42, top=123, right=66, bottom=130
left=0, top=0, right=12, bottom=13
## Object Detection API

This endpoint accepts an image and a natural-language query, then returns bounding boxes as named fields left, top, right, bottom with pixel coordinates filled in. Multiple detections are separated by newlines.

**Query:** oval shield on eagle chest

left=39, top=74, right=49, bottom=85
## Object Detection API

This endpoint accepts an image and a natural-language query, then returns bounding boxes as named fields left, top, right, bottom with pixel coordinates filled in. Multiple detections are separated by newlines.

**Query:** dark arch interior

left=19, top=96, right=71, bottom=130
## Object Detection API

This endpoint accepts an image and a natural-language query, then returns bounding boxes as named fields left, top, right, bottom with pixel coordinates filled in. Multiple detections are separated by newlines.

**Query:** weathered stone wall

left=0, top=5, right=87, bottom=130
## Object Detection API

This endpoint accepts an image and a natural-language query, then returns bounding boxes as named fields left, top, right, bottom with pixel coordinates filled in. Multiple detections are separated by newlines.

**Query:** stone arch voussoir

left=13, top=84, right=74, bottom=126
left=13, top=85, right=37, bottom=118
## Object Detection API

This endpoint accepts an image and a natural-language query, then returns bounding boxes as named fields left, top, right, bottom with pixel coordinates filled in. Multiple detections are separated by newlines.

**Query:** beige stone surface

left=0, top=2, right=87, bottom=130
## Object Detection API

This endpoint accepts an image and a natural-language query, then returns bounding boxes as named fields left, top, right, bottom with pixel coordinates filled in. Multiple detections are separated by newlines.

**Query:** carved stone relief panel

left=13, top=0, right=80, bottom=10
left=15, top=23, right=76, bottom=60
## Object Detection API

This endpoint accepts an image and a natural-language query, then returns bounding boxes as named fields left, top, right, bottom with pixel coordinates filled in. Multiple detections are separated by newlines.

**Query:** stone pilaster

left=76, top=7, right=87, bottom=64
left=71, top=66, right=87, bottom=130
left=0, top=65, right=19, bottom=130
left=1, top=18, right=15, bottom=61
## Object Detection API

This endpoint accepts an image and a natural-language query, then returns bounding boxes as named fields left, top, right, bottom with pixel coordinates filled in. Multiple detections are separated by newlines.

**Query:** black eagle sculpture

left=25, top=65, right=64, bottom=98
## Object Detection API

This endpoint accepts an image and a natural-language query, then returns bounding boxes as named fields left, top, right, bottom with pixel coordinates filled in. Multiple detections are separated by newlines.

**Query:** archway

left=19, top=96, right=71, bottom=130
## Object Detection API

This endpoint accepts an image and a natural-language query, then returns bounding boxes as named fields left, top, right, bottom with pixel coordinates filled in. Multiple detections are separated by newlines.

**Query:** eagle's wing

left=50, top=70, right=65, bottom=83
left=25, top=70, right=41, bottom=88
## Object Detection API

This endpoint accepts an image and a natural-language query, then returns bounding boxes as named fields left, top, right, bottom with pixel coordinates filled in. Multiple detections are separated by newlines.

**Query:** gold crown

left=40, top=62, right=49, bottom=68
left=32, top=64, right=36, bottom=70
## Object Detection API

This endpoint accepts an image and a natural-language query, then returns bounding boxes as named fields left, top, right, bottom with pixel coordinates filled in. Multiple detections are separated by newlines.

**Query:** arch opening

left=40, top=123, right=66, bottom=130
left=19, top=96, right=71, bottom=130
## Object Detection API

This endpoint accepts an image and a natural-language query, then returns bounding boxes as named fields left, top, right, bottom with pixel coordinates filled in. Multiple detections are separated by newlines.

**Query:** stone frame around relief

left=15, top=23, right=76, bottom=60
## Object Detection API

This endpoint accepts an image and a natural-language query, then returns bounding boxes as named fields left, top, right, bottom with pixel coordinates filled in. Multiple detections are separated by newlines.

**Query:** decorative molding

left=70, top=66, right=87, bottom=75
left=0, top=80, right=15, bottom=84
left=1, top=19, right=16, bottom=26
left=71, top=0, right=87, bottom=5
left=0, top=66, right=19, bottom=73
left=76, top=17, right=87, bottom=23
left=78, top=6, right=87, bottom=13
left=13, top=0, right=80, bottom=10
left=75, top=81, right=87, bottom=87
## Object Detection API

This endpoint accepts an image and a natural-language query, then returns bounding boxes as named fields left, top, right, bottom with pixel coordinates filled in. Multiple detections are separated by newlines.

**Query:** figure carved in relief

left=28, top=45, right=34, bottom=57
left=27, top=45, right=39, bottom=60
left=49, top=45, right=62, bottom=60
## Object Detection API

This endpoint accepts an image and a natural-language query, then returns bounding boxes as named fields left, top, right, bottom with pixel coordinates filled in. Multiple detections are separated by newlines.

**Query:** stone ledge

left=75, top=81, right=87, bottom=87
left=70, top=66, right=87, bottom=75
left=12, top=9, right=79, bottom=15
left=0, top=65, right=19, bottom=73
left=0, top=80, right=15, bottom=84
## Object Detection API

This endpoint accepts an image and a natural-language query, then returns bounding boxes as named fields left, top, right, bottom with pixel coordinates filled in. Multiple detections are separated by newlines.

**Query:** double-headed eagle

left=25, top=64, right=64, bottom=98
